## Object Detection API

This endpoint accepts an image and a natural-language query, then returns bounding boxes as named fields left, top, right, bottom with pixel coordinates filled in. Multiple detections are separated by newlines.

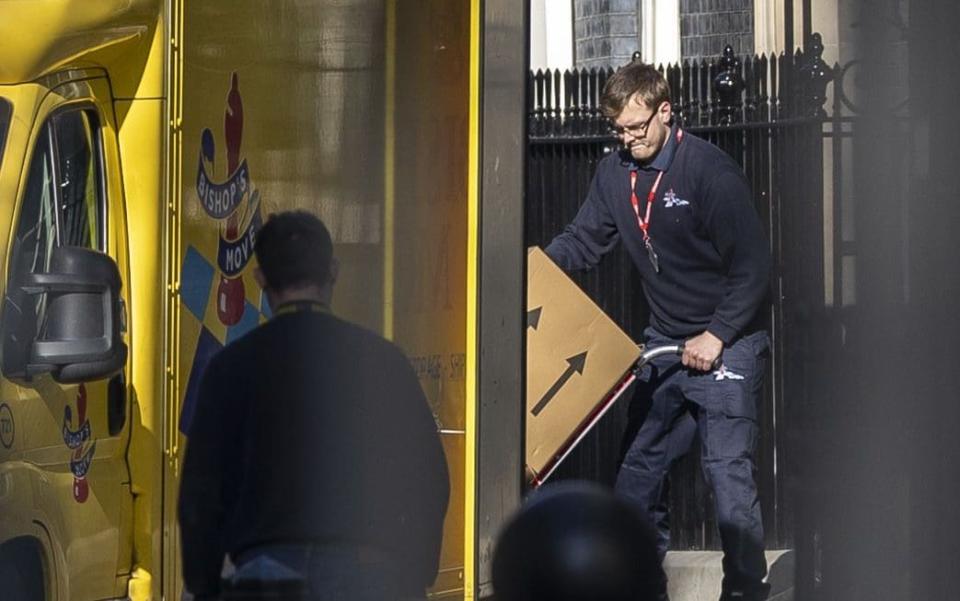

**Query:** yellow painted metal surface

left=0, top=83, right=53, bottom=592
left=0, top=0, right=161, bottom=97
left=465, top=0, right=481, bottom=597
left=118, top=93, right=167, bottom=601
left=0, top=1, right=477, bottom=599
left=179, top=0, right=387, bottom=331
left=393, top=1, right=473, bottom=596
left=383, top=0, right=397, bottom=340
left=178, top=0, right=473, bottom=598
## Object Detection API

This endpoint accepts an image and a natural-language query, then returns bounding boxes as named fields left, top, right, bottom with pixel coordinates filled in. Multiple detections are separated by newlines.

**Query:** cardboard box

left=526, top=247, right=642, bottom=484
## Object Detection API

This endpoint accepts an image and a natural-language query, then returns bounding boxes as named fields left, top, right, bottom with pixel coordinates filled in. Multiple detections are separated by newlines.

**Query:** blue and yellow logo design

left=178, top=72, right=272, bottom=433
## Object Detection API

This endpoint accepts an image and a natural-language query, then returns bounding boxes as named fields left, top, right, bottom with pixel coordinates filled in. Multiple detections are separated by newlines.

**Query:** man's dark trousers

left=615, top=327, right=770, bottom=598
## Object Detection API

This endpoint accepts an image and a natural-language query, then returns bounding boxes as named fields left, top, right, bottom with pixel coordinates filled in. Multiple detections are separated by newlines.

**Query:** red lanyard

left=630, top=170, right=662, bottom=244
left=629, top=128, right=683, bottom=242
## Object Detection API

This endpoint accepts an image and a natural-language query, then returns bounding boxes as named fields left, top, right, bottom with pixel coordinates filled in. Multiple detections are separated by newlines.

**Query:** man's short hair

left=600, top=61, right=671, bottom=119
left=254, top=210, right=333, bottom=291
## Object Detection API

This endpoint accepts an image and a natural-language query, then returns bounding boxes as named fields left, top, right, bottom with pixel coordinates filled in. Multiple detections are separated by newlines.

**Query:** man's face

left=612, top=94, right=672, bottom=163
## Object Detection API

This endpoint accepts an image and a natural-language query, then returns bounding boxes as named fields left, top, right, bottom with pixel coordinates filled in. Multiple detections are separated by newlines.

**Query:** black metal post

left=476, top=0, right=527, bottom=596
left=784, top=0, right=795, bottom=53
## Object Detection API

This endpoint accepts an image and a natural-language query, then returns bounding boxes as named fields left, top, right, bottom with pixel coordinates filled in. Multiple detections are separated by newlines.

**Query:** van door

left=1, top=75, right=132, bottom=599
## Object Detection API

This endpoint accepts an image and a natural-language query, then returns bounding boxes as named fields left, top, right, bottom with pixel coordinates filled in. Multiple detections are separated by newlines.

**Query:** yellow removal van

left=0, top=1, right=526, bottom=599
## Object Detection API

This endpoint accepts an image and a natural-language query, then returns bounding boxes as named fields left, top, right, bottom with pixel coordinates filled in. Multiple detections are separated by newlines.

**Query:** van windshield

left=0, top=99, right=9, bottom=172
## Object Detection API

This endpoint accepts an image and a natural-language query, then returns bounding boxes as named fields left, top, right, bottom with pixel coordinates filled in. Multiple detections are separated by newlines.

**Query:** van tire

left=0, top=540, right=45, bottom=601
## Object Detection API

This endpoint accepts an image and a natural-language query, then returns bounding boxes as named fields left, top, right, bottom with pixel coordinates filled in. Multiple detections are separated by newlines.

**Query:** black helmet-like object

left=492, top=481, right=664, bottom=601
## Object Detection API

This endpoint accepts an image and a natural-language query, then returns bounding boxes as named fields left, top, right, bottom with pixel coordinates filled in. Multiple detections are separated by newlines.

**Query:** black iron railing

left=529, top=35, right=833, bottom=142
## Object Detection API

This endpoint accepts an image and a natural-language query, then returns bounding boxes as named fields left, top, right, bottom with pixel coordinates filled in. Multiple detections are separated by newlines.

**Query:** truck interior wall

left=393, top=2, right=471, bottom=597
left=181, top=0, right=386, bottom=334
left=180, top=1, right=472, bottom=598
left=179, top=2, right=387, bottom=598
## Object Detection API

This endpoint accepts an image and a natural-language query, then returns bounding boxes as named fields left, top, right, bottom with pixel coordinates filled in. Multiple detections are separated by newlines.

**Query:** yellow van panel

left=0, top=0, right=160, bottom=95
left=176, top=1, right=472, bottom=598
left=393, top=3, right=472, bottom=597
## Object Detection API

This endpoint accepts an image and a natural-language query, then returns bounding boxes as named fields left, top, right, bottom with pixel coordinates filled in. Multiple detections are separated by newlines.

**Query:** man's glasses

left=610, top=109, right=658, bottom=138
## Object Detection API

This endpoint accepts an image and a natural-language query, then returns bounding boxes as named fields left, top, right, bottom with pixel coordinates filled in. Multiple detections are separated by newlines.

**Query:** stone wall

left=573, top=0, right=640, bottom=69
left=573, top=0, right=755, bottom=68
left=679, top=0, right=754, bottom=61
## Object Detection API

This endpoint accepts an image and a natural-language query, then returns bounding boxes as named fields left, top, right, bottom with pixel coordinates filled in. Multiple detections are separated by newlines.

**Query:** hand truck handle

left=635, top=343, right=722, bottom=372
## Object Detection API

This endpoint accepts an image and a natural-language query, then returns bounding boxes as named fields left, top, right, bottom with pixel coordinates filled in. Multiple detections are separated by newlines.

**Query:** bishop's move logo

left=196, top=72, right=264, bottom=326
left=62, top=384, right=95, bottom=503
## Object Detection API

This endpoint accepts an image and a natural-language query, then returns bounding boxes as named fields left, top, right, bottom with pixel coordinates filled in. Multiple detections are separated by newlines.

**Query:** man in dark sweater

left=178, top=211, right=449, bottom=600
left=545, top=62, right=772, bottom=601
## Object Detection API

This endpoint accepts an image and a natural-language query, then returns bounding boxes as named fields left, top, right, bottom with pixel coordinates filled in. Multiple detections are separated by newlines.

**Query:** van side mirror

left=3, top=246, right=127, bottom=384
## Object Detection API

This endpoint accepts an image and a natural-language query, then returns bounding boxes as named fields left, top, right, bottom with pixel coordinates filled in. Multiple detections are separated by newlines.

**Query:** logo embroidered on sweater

left=663, top=189, right=690, bottom=208
left=713, top=366, right=745, bottom=381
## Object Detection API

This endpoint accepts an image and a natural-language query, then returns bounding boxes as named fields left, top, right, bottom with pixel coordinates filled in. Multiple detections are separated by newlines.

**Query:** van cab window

left=11, top=109, right=105, bottom=275
left=0, top=99, right=9, bottom=171
left=2, top=108, right=106, bottom=376
left=52, top=110, right=103, bottom=250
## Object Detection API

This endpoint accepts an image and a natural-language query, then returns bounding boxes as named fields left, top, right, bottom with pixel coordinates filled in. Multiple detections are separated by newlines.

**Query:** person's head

left=253, top=210, right=337, bottom=307
left=492, top=481, right=664, bottom=601
left=600, top=61, right=673, bottom=163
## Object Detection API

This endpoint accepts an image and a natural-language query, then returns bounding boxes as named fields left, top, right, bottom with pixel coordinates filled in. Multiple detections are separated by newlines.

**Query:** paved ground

left=664, top=549, right=794, bottom=601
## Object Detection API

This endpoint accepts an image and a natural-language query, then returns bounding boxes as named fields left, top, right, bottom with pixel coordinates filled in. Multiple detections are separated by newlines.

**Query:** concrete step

left=664, top=549, right=794, bottom=601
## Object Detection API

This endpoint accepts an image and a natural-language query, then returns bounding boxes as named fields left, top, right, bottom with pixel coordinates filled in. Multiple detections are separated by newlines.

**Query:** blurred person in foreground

left=492, top=481, right=663, bottom=601
left=178, top=210, right=449, bottom=600
left=544, top=60, right=772, bottom=601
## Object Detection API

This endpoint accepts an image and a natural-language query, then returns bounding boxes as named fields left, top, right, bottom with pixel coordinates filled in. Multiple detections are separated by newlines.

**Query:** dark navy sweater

left=545, top=126, right=771, bottom=344
left=178, top=310, right=450, bottom=597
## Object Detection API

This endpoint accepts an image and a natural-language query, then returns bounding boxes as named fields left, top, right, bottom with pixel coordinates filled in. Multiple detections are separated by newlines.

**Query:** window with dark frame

left=2, top=107, right=107, bottom=371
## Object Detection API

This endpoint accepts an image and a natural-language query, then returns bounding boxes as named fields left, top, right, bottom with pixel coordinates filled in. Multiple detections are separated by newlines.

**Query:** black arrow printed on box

left=527, top=307, right=542, bottom=330
left=531, top=351, right=588, bottom=416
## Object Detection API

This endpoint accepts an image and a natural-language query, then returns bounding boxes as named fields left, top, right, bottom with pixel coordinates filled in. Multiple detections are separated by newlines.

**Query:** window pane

left=9, top=126, right=58, bottom=336
left=14, top=128, right=57, bottom=279
left=0, top=99, right=10, bottom=173
left=53, top=110, right=103, bottom=251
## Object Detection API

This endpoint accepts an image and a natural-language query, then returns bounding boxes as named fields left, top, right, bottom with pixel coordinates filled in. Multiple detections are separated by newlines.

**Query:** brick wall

left=679, top=0, right=754, bottom=61
left=573, top=0, right=640, bottom=70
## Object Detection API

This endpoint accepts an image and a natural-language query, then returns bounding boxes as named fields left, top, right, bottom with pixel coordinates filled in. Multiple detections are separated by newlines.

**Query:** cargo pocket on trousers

left=700, top=380, right=759, bottom=461
left=719, top=348, right=757, bottom=412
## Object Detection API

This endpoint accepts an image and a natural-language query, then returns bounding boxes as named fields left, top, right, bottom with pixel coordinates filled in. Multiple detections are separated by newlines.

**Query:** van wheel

left=0, top=545, right=44, bottom=601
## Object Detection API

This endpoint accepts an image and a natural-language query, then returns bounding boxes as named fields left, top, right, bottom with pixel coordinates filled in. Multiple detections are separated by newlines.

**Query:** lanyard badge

left=628, top=128, right=683, bottom=274
left=630, top=169, right=663, bottom=273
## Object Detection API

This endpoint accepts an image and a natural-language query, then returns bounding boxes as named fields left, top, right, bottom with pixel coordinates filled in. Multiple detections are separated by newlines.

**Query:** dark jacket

left=545, top=127, right=771, bottom=343
left=178, top=308, right=450, bottom=597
